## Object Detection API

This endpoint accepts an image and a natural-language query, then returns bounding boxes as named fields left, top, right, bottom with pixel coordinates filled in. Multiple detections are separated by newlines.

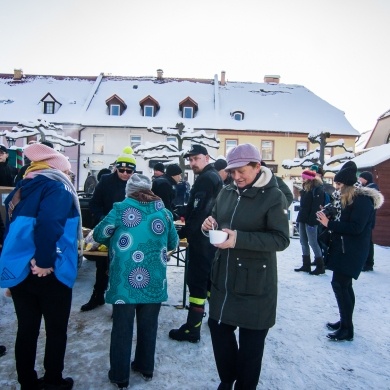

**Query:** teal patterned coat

left=93, top=196, right=179, bottom=304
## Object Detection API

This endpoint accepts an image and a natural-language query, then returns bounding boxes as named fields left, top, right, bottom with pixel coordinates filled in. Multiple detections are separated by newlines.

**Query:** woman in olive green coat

left=202, top=144, right=290, bottom=390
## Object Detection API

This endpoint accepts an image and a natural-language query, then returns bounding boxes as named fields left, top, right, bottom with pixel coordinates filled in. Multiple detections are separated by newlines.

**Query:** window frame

left=183, top=107, right=193, bottom=119
left=110, top=104, right=120, bottom=116
left=261, top=140, right=274, bottom=161
left=130, top=135, right=142, bottom=150
left=225, top=139, right=238, bottom=154
left=44, top=102, right=54, bottom=114
left=144, top=105, right=154, bottom=117
left=233, top=112, right=243, bottom=121
left=92, top=134, right=105, bottom=154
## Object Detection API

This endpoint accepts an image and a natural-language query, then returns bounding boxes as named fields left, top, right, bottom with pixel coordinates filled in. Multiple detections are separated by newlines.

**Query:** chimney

left=13, top=68, right=23, bottom=81
left=220, top=70, right=226, bottom=86
left=157, top=69, right=163, bottom=80
left=264, top=75, right=280, bottom=84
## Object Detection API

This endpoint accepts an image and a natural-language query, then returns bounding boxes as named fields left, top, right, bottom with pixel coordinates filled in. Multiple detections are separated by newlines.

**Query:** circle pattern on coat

left=151, top=219, right=165, bottom=234
left=114, top=300, right=125, bottom=304
left=103, top=224, right=115, bottom=237
left=155, top=200, right=164, bottom=211
left=128, top=267, right=150, bottom=289
left=122, top=207, right=142, bottom=227
left=117, top=233, right=132, bottom=250
left=132, top=251, right=144, bottom=263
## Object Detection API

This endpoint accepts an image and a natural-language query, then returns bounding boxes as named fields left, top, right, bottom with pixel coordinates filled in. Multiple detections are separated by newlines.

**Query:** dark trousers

left=208, top=318, right=268, bottom=390
left=187, top=235, right=216, bottom=304
left=10, top=273, right=72, bottom=387
left=108, top=303, right=161, bottom=384
left=94, top=256, right=109, bottom=295
left=331, top=271, right=355, bottom=328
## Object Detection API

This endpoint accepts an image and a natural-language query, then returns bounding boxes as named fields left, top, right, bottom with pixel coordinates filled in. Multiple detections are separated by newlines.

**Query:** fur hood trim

left=356, top=186, right=384, bottom=210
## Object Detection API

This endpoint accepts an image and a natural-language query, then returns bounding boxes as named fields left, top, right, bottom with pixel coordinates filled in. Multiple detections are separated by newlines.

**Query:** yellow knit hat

left=116, top=146, right=136, bottom=170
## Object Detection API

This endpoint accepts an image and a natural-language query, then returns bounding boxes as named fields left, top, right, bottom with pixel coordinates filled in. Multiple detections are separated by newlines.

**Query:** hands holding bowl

left=202, top=216, right=237, bottom=249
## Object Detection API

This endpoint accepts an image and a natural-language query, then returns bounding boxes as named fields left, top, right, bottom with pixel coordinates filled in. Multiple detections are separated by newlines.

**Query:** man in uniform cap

left=169, top=145, right=222, bottom=343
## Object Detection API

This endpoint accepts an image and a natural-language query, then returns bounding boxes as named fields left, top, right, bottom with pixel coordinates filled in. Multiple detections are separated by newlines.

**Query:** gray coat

left=209, top=167, right=290, bottom=330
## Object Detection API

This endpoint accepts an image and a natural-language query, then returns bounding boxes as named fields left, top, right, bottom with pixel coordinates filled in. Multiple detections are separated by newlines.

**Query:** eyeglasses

left=117, top=168, right=134, bottom=174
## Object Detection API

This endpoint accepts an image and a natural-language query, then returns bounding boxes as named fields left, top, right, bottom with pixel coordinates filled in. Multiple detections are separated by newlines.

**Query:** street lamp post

left=6, top=137, right=16, bottom=147
left=297, top=148, right=307, bottom=159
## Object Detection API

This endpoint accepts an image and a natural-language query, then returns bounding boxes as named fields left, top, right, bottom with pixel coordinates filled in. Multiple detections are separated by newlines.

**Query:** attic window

left=232, top=111, right=244, bottom=121
left=110, top=104, right=120, bottom=116
left=44, top=102, right=55, bottom=114
left=183, top=107, right=193, bottom=119
left=144, top=105, right=154, bottom=117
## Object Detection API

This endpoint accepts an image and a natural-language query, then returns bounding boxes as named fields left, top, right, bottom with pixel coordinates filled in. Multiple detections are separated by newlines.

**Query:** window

left=296, top=141, right=309, bottom=158
left=110, top=105, right=120, bottom=116
left=233, top=112, right=243, bottom=121
left=183, top=107, right=193, bottom=119
left=261, top=140, right=274, bottom=160
left=131, top=135, right=141, bottom=149
left=44, top=102, right=54, bottom=114
left=93, top=134, right=105, bottom=154
left=225, top=139, right=237, bottom=154
left=167, top=136, right=176, bottom=144
left=144, top=105, right=154, bottom=117
left=324, top=147, right=332, bottom=161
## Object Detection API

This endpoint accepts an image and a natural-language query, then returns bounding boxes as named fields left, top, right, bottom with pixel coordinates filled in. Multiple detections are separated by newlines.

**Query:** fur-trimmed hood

left=356, top=186, right=384, bottom=210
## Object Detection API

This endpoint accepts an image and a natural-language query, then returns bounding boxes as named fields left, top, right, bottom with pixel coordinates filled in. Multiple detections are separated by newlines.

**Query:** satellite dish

left=84, top=175, right=98, bottom=194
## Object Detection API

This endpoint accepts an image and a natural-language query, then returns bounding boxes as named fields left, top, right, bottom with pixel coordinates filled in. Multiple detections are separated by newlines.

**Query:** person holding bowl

left=202, top=143, right=290, bottom=390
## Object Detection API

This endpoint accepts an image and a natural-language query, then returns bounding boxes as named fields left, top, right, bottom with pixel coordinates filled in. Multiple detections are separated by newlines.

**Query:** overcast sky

left=1, top=0, right=389, bottom=134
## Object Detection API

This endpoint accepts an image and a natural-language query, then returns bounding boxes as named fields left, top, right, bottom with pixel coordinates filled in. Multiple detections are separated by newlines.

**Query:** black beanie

left=359, top=171, right=373, bottom=184
left=214, top=159, right=228, bottom=171
left=166, top=164, right=182, bottom=177
left=153, top=162, right=165, bottom=173
left=334, top=161, right=357, bottom=186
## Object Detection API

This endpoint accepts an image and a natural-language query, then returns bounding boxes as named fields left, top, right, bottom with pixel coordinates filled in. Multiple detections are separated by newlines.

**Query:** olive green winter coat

left=209, top=167, right=290, bottom=330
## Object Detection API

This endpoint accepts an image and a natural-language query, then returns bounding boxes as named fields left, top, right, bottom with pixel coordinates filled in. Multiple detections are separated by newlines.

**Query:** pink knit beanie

left=301, top=169, right=316, bottom=180
left=24, top=143, right=71, bottom=172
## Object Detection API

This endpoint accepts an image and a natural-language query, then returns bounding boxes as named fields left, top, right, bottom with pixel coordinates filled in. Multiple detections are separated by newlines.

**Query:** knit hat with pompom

left=116, top=146, right=136, bottom=170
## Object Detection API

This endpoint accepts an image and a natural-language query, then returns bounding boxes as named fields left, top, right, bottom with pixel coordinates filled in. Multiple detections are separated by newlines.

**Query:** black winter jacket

left=180, top=164, right=222, bottom=241
left=89, top=172, right=127, bottom=226
left=296, top=181, right=324, bottom=226
left=151, top=174, right=177, bottom=214
left=327, top=186, right=384, bottom=279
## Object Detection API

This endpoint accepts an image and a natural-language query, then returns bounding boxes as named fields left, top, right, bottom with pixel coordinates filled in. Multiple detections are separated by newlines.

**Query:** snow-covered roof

left=350, top=143, right=390, bottom=168
left=0, top=72, right=359, bottom=136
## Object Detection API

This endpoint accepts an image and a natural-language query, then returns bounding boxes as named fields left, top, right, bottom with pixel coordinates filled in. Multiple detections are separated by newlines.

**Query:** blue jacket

left=0, top=174, right=80, bottom=288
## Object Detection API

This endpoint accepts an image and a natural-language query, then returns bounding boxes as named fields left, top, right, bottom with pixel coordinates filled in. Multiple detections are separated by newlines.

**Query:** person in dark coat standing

left=0, top=144, right=18, bottom=186
left=169, top=145, right=222, bottom=343
left=294, top=169, right=325, bottom=275
left=80, top=147, right=136, bottom=312
left=358, top=171, right=379, bottom=271
left=214, top=159, right=233, bottom=186
left=151, top=162, right=165, bottom=181
left=317, top=161, right=384, bottom=341
left=151, top=163, right=182, bottom=216
left=202, top=144, right=290, bottom=390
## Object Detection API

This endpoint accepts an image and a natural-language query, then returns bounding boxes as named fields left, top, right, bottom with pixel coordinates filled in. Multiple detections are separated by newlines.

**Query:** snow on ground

left=1, top=239, right=390, bottom=390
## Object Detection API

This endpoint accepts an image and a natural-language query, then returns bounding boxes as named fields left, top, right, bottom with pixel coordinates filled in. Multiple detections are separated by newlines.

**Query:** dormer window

left=139, top=95, right=160, bottom=117
left=179, top=97, right=198, bottom=119
left=106, top=94, right=127, bottom=116
left=144, top=106, right=154, bottom=117
left=44, top=102, right=55, bottom=114
left=183, top=107, right=193, bottom=119
left=40, top=93, right=62, bottom=115
left=232, top=110, right=244, bottom=121
left=110, top=104, right=120, bottom=116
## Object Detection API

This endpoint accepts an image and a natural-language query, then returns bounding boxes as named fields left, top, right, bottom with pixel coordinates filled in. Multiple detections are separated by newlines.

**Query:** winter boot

left=218, top=382, right=235, bottom=390
left=310, top=257, right=325, bottom=275
left=0, top=345, right=6, bottom=357
left=294, top=255, right=311, bottom=272
left=169, top=306, right=205, bottom=343
left=326, top=321, right=341, bottom=330
left=80, top=290, right=105, bottom=311
left=327, top=327, right=354, bottom=341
